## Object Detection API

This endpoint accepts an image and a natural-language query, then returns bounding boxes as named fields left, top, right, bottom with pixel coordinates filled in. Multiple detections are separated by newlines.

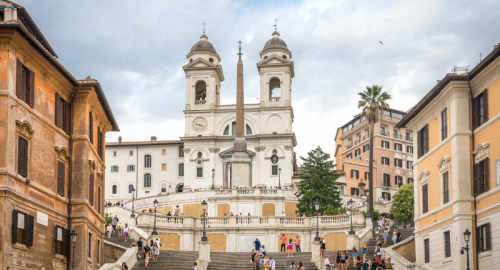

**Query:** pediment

left=258, top=54, right=290, bottom=65
left=219, top=147, right=256, bottom=158
left=183, top=58, right=216, bottom=69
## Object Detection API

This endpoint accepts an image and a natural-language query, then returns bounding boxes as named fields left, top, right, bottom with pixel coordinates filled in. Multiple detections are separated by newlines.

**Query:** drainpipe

left=136, top=146, right=139, bottom=200
left=466, top=74, right=478, bottom=270
left=67, top=85, right=81, bottom=270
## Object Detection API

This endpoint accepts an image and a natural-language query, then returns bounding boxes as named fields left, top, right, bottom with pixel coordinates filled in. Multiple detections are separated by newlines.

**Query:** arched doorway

left=177, top=184, right=184, bottom=193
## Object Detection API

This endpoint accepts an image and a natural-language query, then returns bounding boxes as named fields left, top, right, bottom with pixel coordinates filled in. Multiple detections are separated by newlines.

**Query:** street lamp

left=392, top=202, right=398, bottom=229
left=348, top=199, right=355, bottom=235
left=314, top=199, right=320, bottom=241
left=461, top=229, right=471, bottom=270
left=201, top=200, right=208, bottom=241
left=130, top=185, right=136, bottom=218
left=278, top=168, right=282, bottom=189
left=151, top=199, right=158, bottom=235
left=309, top=203, right=313, bottom=217
left=176, top=205, right=180, bottom=216
left=211, top=168, right=215, bottom=190
left=70, top=230, right=77, bottom=270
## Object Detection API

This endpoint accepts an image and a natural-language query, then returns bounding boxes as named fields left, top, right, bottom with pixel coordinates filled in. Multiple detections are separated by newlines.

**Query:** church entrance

left=177, top=184, right=183, bottom=193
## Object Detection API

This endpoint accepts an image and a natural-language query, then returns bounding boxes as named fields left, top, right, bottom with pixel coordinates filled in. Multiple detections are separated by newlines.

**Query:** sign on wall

left=37, top=211, right=48, bottom=226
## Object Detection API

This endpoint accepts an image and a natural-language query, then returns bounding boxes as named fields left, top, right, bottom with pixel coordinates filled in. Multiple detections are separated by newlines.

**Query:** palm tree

left=357, top=85, right=391, bottom=219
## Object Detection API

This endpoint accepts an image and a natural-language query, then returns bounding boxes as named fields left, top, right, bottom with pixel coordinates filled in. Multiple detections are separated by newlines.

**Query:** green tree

left=357, top=85, right=391, bottom=219
left=388, top=183, right=414, bottom=222
left=295, top=146, right=342, bottom=215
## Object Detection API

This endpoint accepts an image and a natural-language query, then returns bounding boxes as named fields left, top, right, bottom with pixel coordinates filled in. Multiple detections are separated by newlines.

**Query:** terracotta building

left=0, top=1, right=119, bottom=269
left=334, top=109, right=414, bottom=201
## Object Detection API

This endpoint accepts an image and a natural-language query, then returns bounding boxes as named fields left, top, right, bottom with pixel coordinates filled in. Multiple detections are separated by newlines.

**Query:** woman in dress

left=287, top=239, right=294, bottom=257
left=352, top=246, right=359, bottom=267
left=383, top=226, right=389, bottom=246
left=335, top=251, right=341, bottom=270
left=106, top=223, right=113, bottom=238
left=361, top=243, right=367, bottom=262
left=151, top=243, right=159, bottom=263
left=144, top=243, right=151, bottom=268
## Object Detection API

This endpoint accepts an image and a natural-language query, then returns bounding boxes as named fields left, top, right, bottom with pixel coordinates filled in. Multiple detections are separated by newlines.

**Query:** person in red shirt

left=149, top=208, right=153, bottom=212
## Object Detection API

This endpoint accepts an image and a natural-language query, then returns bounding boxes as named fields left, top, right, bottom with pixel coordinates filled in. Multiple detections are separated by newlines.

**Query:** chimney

left=151, top=136, right=157, bottom=141
left=118, top=136, right=122, bottom=144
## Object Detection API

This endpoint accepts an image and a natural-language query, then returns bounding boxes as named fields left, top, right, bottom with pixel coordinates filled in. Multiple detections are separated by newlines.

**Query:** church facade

left=106, top=30, right=298, bottom=200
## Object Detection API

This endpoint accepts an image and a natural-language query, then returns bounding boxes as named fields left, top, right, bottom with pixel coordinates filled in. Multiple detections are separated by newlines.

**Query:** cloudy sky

left=19, top=0, right=500, bottom=163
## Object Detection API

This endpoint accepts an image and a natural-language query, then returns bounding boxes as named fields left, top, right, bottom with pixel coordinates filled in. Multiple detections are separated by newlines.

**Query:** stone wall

left=393, top=237, right=416, bottom=262
left=325, top=232, right=347, bottom=251
left=285, top=202, right=298, bottom=216
left=157, top=206, right=173, bottom=215
left=207, top=234, right=226, bottom=252
left=262, top=203, right=276, bottom=216
left=184, top=203, right=204, bottom=217
left=103, top=241, right=126, bottom=264
left=159, top=233, right=181, bottom=250
left=217, top=204, right=230, bottom=216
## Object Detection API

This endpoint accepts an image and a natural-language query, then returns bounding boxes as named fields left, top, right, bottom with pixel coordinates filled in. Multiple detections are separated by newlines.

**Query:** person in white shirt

left=269, top=257, right=276, bottom=270
left=325, top=256, right=331, bottom=270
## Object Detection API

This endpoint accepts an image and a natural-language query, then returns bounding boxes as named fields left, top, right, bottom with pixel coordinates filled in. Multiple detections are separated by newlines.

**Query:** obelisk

left=230, top=40, right=251, bottom=187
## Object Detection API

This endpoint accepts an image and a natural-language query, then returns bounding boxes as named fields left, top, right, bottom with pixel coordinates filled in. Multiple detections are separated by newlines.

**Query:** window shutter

left=425, top=124, right=429, bottom=154
left=473, top=163, right=479, bottom=196
left=484, top=158, right=490, bottom=192
left=417, top=130, right=422, bottom=158
left=471, top=96, right=477, bottom=129
left=351, top=170, right=353, bottom=178
left=18, top=136, right=28, bottom=177
left=63, top=101, right=71, bottom=134
left=483, top=89, right=488, bottom=122
left=16, top=59, right=23, bottom=98
left=89, top=111, right=93, bottom=144
left=55, top=93, right=61, bottom=127
left=65, top=229, right=71, bottom=257
left=54, top=226, right=58, bottom=254
left=89, top=174, right=94, bottom=206
left=28, top=70, right=35, bottom=107
left=422, top=184, right=428, bottom=214
left=485, top=223, right=491, bottom=251
left=26, top=214, right=34, bottom=247
left=476, top=226, right=481, bottom=252
left=98, top=186, right=101, bottom=215
left=388, top=193, right=391, bottom=201
left=12, top=210, right=18, bottom=243
left=57, top=161, right=65, bottom=196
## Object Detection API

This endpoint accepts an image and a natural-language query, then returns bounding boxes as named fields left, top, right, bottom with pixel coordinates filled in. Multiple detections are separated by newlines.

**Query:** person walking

left=361, top=243, right=367, bottom=261
left=137, top=238, right=144, bottom=259
left=383, top=226, right=388, bottom=246
left=374, top=244, right=383, bottom=260
left=396, top=230, right=402, bottom=244
left=117, top=222, right=123, bottom=239
left=111, top=216, right=118, bottom=235
left=340, top=251, right=346, bottom=270
left=352, top=246, right=359, bottom=267
left=254, top=238, right=261, bottom=252
left=280, top=234, right=287, bottom=252
left=295, top=236, right=301, bottom=253
left=345, top=250, right=350, bottom=270
left=289, top=261, right=297, bottom=270
left=261, top=245, right=267, bottom=256
left=106, top=223, right=113, bottom=238
left=144, top=243, right=151, bottom=268
left=320, top=237, right=326, bottom=259
left=123, top=224, right=129, bottom=242
left=287, top=238, right=294, bottom=257
left=269, top=256, right=276, bottom=270
left=155, top=238, right=161, bottom=256
left=151, top=242, right=159, bottom=263
left=335, top=251, right=341, bottom=270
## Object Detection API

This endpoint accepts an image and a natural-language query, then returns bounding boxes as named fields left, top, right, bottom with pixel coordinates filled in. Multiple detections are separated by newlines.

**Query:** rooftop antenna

left=273, top=17, right=278, bottom=31
left=202, top=21, right=207, bottom=34
left=237, top=40, right=243, bottom=59
left=479, top=53, right=482, bottom=62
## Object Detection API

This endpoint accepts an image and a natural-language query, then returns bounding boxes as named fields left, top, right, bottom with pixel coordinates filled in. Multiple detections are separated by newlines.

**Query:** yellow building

left=396, top=43, right=500, bottom=269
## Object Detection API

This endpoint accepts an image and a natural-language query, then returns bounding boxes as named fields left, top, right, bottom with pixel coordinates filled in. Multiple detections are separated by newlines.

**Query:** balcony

left=195, top=100, right=206, bottom=105
left=406, top=136, right=413, bottom=142
left=354, top=139, right=360, bottom=145
left=380, top=131, right=389, bottom=136
left=393, top=134, right=402, bottom=140
left=269, top=97, right=280, bottom=103
left=347, top=144, right=353, bottom=149
left=363, top=134, right=369, bottom=140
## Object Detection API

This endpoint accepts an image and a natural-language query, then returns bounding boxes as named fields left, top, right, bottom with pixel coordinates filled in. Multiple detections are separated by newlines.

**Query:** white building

left=105, top=29, right=298, bottom=202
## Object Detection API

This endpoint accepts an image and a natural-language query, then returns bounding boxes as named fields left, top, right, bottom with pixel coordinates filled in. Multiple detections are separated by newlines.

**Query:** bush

left=104, top=213, right=113, bottom=225
left=325, top=206, right=346, bottom=215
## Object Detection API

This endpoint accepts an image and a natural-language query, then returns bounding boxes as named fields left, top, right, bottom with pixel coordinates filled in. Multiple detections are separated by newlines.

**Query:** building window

left=179, top=146, right=184, bottom=157
left=407, top=161, right=413, bottom=170
left=144, top=174, right=152, bottom=187
left=382, top=192, right=391, bottom=201
left=406, top=131, right=412, bottom=141
left=441, top=109, right=448, bottom=140
left=89, top=173, right=94, bottom=206
left=129, top=150, right=133, bottom=156
left=383, top=174, right=390, bottom=187
left=97, top=239, right=100, bottom=263
left=162, top=164, right=167, bottom=171
left=424, top=238, right=430, bottom=263
left=196, top=167, right=203, bottom=178
left=111, top=165, right=118, bottom=172
left=394, top=143, right=402, bottom=151
left=161, top=183, right=167, bottom=193
left=144, top=155, right=152, bottom=168
left=272, top=165, right=278, bottom=176
left=363, top=144, right=369, bottom=153
left=422, top=184, right=429, bottom=214
left=382, top=140, right=390, bottom=149
left=162, top=149, right=166, bottom=155
left=477, top=223, right=491, bottom=253
left=12, top=210, right=29, bottom=245
left=365, top=172, right=369, bottom=181
left=113, top=151, right=116, bottom=157
left=346, top=153, right=353, bottom=159
left=354, top=148, right=361, bottom=157
left=351, top=188, right=359, bottom=196
left=473, top=90, right=488, bottom=129
left=339, top=185, right=345, bottom=195
left=89, top=111, right=94, bottom=145
left=380, top=126, right=388, bottom=136
left=57, top=161, right=65, bottom=197
left=443, top=172, right=449, bottom=204
left=418, top=125, right=429, bottom=158
left=351, top=169, right=359, bottom=179
left=88, top=232, right=92, bottom=258
left=179, top=164, right=184, bottom=176
left=16, top=59, right=34, bottom=107
left=246, top=124, right=253, bottom=135
left=97, top=186, right=101, bottom=215
left=394, top=158, right=402, bottom=168
left=407, top=145, right=413, bottom=154
left=128, top=184, right=134, bottom=193
left=55, top=226, right=67, bottom=256
left=408, top=178, right=414, bottom=184
left=444, top=231, right=451, bottom=258
left=395, top=176, right=402, bottom=187
left=347, top=138, right=353, bottom=148
left=112, top=185, right=117, bottom=194
left=474, top=158, right=489, bottom=196
left=17, top=136, right=29, bottom=177
left=382, top=157, right=390, bottom=166
left=127, top=165, right=135, bottom=172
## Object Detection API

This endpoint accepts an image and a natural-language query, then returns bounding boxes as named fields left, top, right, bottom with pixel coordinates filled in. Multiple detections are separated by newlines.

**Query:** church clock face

left=271, top=154, right=279, bottom=164
left=192, top=117, right=208, bottom=132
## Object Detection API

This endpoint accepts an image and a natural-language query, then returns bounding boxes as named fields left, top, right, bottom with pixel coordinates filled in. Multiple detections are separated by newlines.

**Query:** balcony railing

left=347, top=144, right=353, bottom=149
left=269, top=97, right=280, bottom=103
left=363, top=134, right=369, bottom=140
left=406, top=137, right=413, bottom=142
left=354, top=140, right=360, bottom=145
left=393, top=134, right=402, bottom=139
left=380, top=131, right=389, bottom=136
left=195, top=100, right=206, bottom=105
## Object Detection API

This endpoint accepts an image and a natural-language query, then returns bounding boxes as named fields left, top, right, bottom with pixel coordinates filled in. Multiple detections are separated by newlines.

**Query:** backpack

left=376, top=247, right=381, bottom=253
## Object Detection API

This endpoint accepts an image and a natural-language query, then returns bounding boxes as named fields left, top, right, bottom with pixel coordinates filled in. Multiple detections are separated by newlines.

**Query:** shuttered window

left=16, top=59, right=35, bottom=107
left=424, top=238, right=430, bottom=263
left=382, top=192, right=391, bottom=201
left=179, top=164, right=184, bottom=176
left=54, top=93, right=70, bottom=134
left=473, top=158, right=490, bottom=196
left=382, top=157, right=390, bottom=165
left=418, top=125, right=429, bottom=158
left=12, top=210, right=34, bottom=246
left=97, top=186, right=101, bottom=215
left=97, top=127, right=103, bottom=158
left=89, top=111, right=94, bottom=144
left=97, top=239, right=100, bottom=263
left=444, top=231, right=451, bottom=258
left=351, top=188, right=359, bottom=196
left=351, top=169, right=359, bottom=179
left=88, top=232, right=92, bottom=258
left=396, top=176, right=402, bottom=187
left=383, top=174, right=390, bottom=187
left=422, top=184, right=429, bottom=214
left=441, top=109, right=448, bottom=140
left=472, top=89, right=488, bottom=129
left=57, top=161, right=65, bottom=197
left=18, top=136, right=28, bottom=177
left=476, top=223, right=491, bottom=253
left=443, top=172, right=449, bottom=204
left=54, top=226, right=67, bottom=255
left=89, top=174, right=94, bottom=206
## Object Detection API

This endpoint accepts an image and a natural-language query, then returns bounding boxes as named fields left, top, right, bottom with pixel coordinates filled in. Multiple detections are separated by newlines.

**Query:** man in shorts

left=137, top=238, right=143, bottom=258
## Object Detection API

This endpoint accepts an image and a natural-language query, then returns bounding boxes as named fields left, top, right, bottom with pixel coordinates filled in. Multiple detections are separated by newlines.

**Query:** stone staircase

left=207, top=252, right=318, bottom=270
left=324, top=228, right=414, bottom=270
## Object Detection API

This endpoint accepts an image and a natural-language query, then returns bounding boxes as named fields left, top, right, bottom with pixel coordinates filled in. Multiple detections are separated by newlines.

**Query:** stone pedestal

left=311, top=240, right=322, bottom=269
left=230, top=146, right=251, bottom=187
left=196, top=241, right=211, bottom=270
left=346, top=233, right=359, bottom=250
left=128, top=217, right=137, bottom=227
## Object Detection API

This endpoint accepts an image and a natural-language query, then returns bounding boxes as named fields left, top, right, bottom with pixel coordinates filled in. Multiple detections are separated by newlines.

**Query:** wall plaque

left=37, top=211, right=48, bottom=226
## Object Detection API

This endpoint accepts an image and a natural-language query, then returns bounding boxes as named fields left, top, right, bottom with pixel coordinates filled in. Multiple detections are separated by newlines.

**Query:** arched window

left=144, top=155, right=151, bottom=168
left=128, top=184, right=134, bottom=193
left=179, top=146, right=184, bottom=157
left=246, top=124, right=253, bottom=135
left=269, top=77, right=281, bottom=101
left=223, top=122, right=252, bottom=136
left=177, top=184, right=184, bottom=193
left=112, top=185, right=117, bottom=194
left=195, top=81, right=207, bottom=102
left=179, top=164, right=184, bottom=177
left=144, top=174, right=151, bottom=187
left=161, top=183, right=167, bottom=193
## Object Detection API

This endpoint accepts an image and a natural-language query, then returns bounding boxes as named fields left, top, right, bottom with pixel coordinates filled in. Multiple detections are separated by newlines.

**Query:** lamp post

left=278, top=168, right=282, bottom=189
left=314, top=199, right=320, bottom=241
left=70, top=230, right=77, bottom=270
left=392, top=202, right=398, bottom=229
left=461, top=229, right=471, bottom=270
left=151, top=199, right=158, bottom=235
left=309, top=203, right=313, bottom=217
left=348, top=199, right=355, bottom=235
left=201, top=200, right=208, bottom=241
left=176, top=205, right=180, bottom=216
left=211, top=168, right=215, bottom=190
left=130, top=186, right=136, bottom=218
